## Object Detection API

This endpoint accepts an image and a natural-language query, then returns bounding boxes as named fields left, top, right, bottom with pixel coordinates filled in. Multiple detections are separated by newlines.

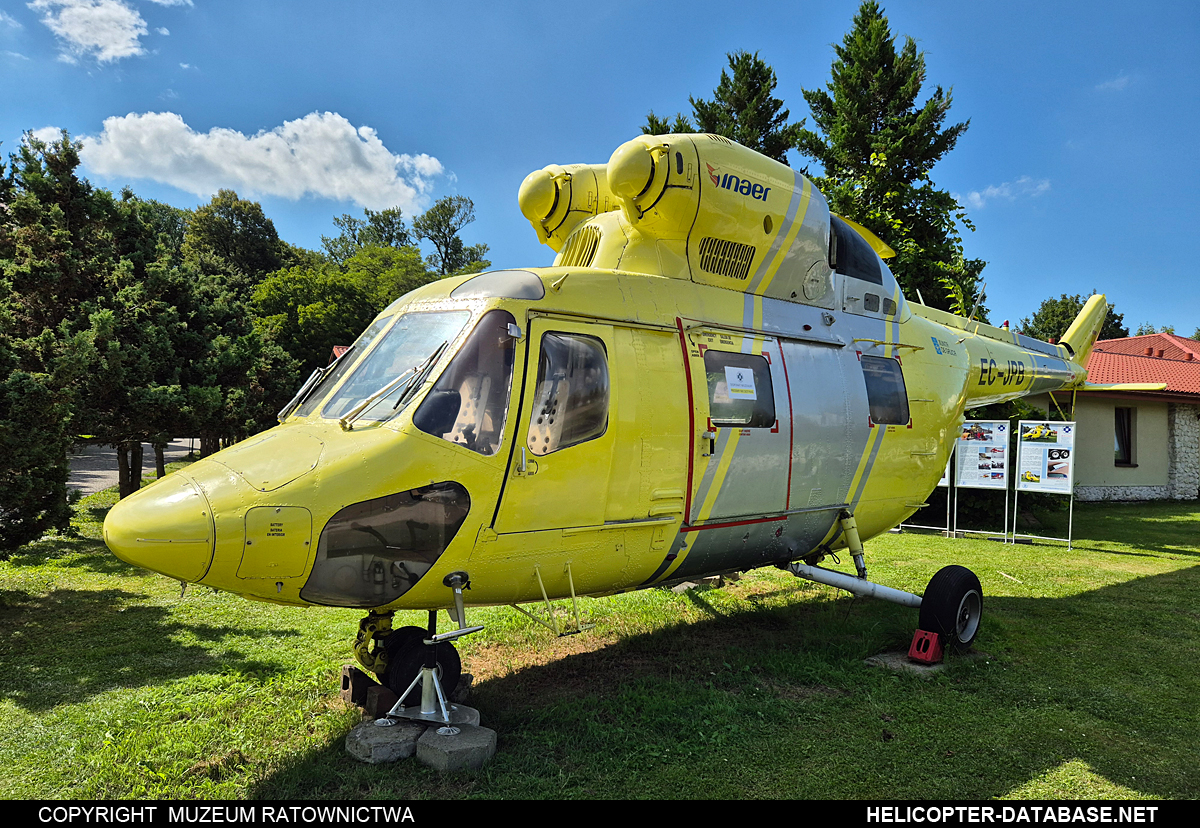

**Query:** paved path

left=67, top=438, right=197, bottom=496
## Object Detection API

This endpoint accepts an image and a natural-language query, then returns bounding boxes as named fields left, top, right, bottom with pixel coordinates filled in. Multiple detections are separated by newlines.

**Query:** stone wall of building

left=1167, top=403, right=1200, bottom=500
left=1076, top=485, right=1170, bottom=501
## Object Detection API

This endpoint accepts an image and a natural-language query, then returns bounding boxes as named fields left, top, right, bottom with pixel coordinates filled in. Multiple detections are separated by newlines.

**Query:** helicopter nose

left=104, top=473, right=216, bottom=582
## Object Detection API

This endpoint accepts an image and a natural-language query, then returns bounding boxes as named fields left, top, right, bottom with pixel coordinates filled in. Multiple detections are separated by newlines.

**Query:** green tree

left=643, top=50, right=804, bottom=165
left=182, top=189, right=288, bottom=290
left=0, top=132, right=190, bottom=499
left=796, top=1, right=982, bottom=315
left=644, top=112, right=695, bottom=136
left=253, top=265, right=377, bottom=372
left=1134, top=322, right=1175, bottom=336
left=1019, top=293, right=1129, bottom=343
left=0, top=334, right=74, bottom=553
left=341, top=244, right=439, bottom=307
left=412, top=196, right=490, bottom=276
left=321, top=207, right=411, bottom=265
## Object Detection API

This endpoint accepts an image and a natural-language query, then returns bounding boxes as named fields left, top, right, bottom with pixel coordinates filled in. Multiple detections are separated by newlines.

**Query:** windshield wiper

left=277, top=346, right=357, bottom=422
left=394, top=340, right=449, bottom=410
left=277, top=367, right=326, bottom=422
left=338, top=341, right=448, bottom=431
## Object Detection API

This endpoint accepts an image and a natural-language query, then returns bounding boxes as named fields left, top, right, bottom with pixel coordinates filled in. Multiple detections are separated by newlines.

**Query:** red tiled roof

left=1092, top=332, right=1200, bottom=361
left=1085, top=335, right=1200, bottom=397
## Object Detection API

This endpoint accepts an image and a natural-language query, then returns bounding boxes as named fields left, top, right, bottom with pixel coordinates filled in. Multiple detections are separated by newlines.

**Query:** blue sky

left=2, top=0, right=1197, bottom=335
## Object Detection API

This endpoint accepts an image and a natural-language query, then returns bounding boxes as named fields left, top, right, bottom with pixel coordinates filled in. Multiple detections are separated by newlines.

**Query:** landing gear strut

left=784, top=512, right=984, bottom=652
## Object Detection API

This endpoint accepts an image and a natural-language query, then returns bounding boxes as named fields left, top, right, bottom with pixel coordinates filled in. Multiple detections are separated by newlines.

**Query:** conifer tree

left=797, top=1, right=983, bottom=314
left=644, top=51, right=804, bottom=165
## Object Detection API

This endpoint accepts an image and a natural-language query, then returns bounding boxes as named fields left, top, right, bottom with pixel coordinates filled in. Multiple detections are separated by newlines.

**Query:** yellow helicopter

left=105, top=133, right=1111, bottom=720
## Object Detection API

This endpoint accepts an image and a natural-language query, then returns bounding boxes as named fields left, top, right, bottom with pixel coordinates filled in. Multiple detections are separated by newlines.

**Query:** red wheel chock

left=908, top=629, right=944, bottom=664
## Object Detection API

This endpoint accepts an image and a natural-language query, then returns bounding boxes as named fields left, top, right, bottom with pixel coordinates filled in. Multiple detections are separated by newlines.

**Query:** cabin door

left=493, top=319, right=616, bottom=533
left=685, top=331, right=792, bottom=525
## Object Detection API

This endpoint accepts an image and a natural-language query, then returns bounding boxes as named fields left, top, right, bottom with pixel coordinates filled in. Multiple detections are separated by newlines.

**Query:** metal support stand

left=377, top=573, right=483, bottom=728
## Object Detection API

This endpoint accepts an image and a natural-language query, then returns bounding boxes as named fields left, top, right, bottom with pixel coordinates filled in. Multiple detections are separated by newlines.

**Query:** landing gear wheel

left=384, top=636, right=462, bottom=707
left=369, top=626, right=425, bottom=680
left=920, top=565, right=982, bottom=652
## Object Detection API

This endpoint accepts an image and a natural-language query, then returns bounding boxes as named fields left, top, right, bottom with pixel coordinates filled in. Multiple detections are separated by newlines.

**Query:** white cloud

left=961, top=176, right=1050, bottom=210
left=1096, top=74, right=1131, bottom=91
left=1, top=11, right=24, bottom=29
left=5, top=50, right=32, bottom=60
left=145, top=0, right=192, bottom=5
left=30, top=126, right=67, bottom=144
left=28, top=0, right=147, bottom=63
left=78, top=111, right=445, bottom=211
left=156, top=27, right=168, bottom=35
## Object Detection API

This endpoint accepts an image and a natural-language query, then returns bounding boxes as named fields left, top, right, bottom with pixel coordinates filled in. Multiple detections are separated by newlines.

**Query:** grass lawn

left=1, top=470, right=1197, bottom=800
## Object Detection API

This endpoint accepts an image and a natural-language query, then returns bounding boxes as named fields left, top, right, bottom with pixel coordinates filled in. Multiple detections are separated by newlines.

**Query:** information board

left=1015, top=421, right=1075, bottom=494
left=955, top=420, right=1009, bottom=490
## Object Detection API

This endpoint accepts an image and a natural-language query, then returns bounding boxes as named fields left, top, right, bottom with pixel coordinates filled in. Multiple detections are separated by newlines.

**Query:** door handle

left=515, top=446, right=538, bottom=477
left=701, top=430, right=716, bottom=457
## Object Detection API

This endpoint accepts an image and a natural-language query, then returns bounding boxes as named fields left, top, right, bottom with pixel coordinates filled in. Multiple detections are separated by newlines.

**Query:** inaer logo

left=705, top=163, right=771, bottom=201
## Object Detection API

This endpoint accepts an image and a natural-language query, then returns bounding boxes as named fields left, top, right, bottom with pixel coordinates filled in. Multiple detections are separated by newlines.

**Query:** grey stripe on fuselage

left=745, top=169, right=805, bottom=297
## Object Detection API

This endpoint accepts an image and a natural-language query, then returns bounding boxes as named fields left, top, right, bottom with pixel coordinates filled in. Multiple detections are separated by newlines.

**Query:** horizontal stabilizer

left=1079, top=382, right=1168, bottom=393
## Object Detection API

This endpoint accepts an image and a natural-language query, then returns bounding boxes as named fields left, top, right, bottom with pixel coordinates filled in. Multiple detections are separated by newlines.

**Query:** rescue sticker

left=725, top=366, right=757, bottom=399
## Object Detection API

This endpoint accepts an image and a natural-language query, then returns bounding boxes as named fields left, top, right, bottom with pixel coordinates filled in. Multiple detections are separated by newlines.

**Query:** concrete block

left=345, top=719, right=427, bottom=764
left=340, top=665, right=378, bottom=707
left=416, top=723, right=496, bottom=772
left=364, top=684, right=400, bottom=718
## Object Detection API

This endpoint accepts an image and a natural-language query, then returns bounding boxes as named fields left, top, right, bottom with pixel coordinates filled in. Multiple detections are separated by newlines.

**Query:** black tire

left=919, top=565, right=983, bottom=652
left=384, top=636, right=462, bottom=707
left=371, top=626, right=426, bottom=679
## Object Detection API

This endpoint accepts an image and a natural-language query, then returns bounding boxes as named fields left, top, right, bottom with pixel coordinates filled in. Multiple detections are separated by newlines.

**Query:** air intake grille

left=704, top=134, right=734, bottom=146
left=698, top=237, right=756, bottom=281
left=557, top=225, right=601, bottom=268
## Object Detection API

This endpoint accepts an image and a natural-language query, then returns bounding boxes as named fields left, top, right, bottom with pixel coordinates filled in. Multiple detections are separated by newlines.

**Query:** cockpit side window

left=413, top=310, right=517, bottom=455
left=830, top=216, right=882, bottom=285
left=860, top=355, right=909, bottom=425
left=526, top=333, right=609, bottom=456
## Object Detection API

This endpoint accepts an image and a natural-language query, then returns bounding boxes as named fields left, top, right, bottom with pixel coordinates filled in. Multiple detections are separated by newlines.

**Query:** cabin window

left=1115, top=407, right=1136, bottom=466
left=413, top=310, right=517, bottom=455
left=829, top=216, right=882, bottom=284
left=526, top=333, right=609, bottom=456
left=319, top=310, right=472, bottom=421
left=703, top=350, right=775, bottom=428
left=860, top=355, right=909, bottom=425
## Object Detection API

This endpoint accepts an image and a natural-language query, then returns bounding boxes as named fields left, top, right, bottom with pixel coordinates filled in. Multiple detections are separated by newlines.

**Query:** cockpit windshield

left=318, top=310, right=472, bottom=422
